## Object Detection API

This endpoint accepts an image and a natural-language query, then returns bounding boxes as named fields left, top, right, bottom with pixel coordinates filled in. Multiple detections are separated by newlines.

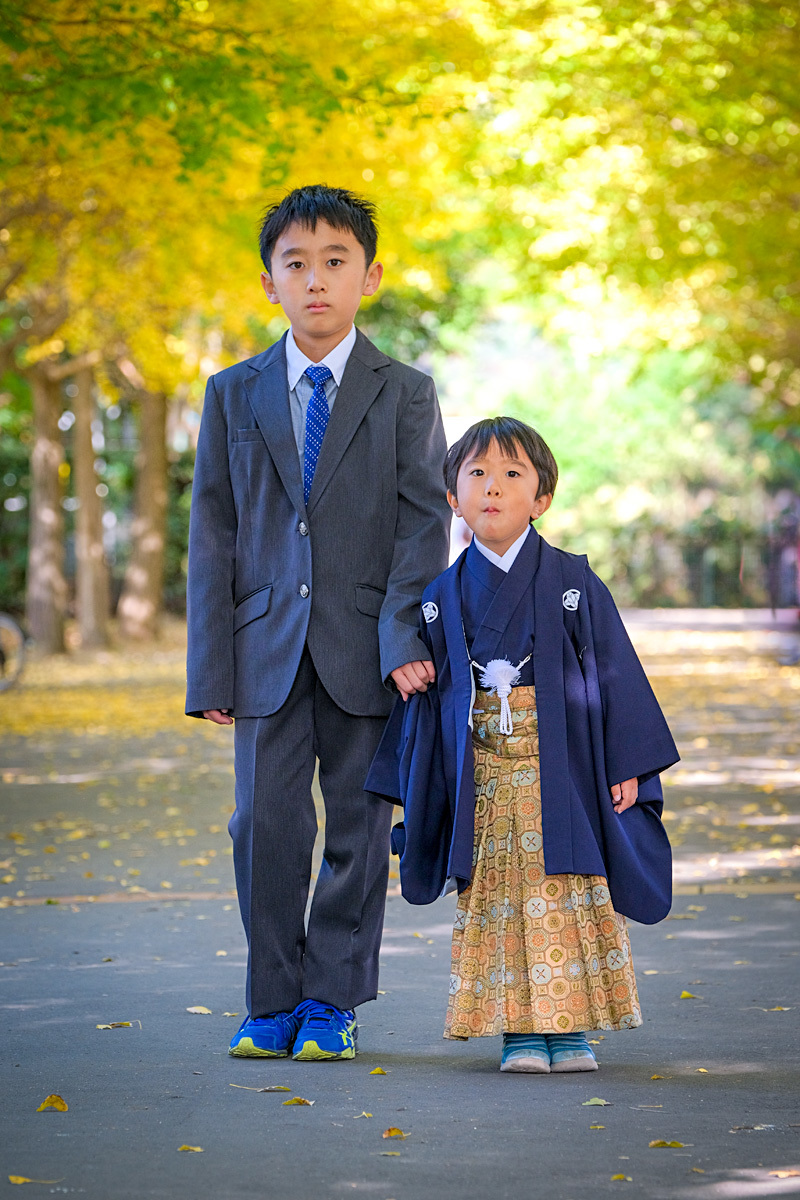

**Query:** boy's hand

left=611, top=777, right=638, bottom=813
left=391, top=660, right=435, bottom=702
left=203, top=709, right=233, bottom=725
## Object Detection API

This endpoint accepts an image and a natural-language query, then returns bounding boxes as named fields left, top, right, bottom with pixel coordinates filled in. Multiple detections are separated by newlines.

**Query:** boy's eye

left=287, top=261, right=304, bottom=270
left=506, top=470, right=520, bottom=478
left=327, top=258, right=343, bottom=267
left=469, top=468, right=484, bottom=477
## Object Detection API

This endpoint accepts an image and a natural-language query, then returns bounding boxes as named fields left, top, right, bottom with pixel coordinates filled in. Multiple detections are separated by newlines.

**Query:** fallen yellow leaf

left=354, top=1112, right=373, bottom=1119
left=696, top=1068, right=708, bottom=1073
left=643, top=970, right=658, bottom=975
left=611, top=1175, right=632, bottom=1182
left=649, top=1140, right=685, bottom=1148
left=769, top=1006, right=792, bottom=1011
left=36, top=1094, right=68, bottom=1112
left=687, top=905, right=706, bottom=912
left=222, top=1012, right=239, bottom=1017
left=370, top=1067, right=388, bottom=1075
left=382, top=1127, right=409, bottom=1139
left=186, top=1006, right=212, bottom=1015
left=178, top=1145, right=203, bottom=1152
left=589, top=1124, right=605, bottom=1129
left=651, top=1074, right=665, bottom=1080
left=588, top=1039, right=602, bottom=1045
left=96, top=1022, right=132, bottom=1029
left=160, top=881, right=173, bottom=889
left=215, top=950, right=227, bottom=957
left=282, top=1097, right=314, bottom=1106
left=9, top=1178, right=64, bottom=1186
left=582, top=1097, right=611, bottom=1106
left=412, top=932, right=422, bottom=938
left=381, top=1151, right=401, bottom=1157
left=691, top=1168, right=706, bottom=1174
left=679, top=991, right=700, bottom=999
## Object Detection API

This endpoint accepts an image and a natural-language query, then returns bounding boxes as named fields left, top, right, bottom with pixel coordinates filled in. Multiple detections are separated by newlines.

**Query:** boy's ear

left=531, top=493, right=553, bottom=521
left=446, top=488, right=461, bottom=517
left=362, top=260, right=383, bottom=297
left=261, top=271, right=281, bottom=306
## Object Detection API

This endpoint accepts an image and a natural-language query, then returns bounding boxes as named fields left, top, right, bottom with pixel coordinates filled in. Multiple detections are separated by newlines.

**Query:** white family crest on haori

left=562, top=589, right=580, bottom=611
left=422, top=601, right=439, bottom=624
left=472, top=656, right=531, bottom=735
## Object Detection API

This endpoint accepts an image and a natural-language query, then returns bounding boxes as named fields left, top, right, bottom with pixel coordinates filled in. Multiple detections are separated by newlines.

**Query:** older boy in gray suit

left=186, top=186, right=450, bottom=1060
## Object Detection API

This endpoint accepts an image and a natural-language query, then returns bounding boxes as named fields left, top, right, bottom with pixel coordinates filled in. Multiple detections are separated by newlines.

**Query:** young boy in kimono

left=367, top=416, right=679, bottom=1073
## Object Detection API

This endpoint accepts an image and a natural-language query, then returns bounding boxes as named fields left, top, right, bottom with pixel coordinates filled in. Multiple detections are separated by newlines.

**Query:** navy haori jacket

left=365, top=527, right=680, bottom=925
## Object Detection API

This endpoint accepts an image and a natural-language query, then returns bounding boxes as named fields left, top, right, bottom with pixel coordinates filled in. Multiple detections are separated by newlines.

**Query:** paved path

left=1, top=615, right=799, bottom=1198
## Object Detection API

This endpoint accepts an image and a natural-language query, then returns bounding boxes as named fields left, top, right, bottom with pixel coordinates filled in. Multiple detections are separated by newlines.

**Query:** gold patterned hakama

left=445, top=686, right=642, bottom=1040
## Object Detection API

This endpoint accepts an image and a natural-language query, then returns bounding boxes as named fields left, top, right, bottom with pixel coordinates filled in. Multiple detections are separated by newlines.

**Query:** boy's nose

left=306, top=271, right=324, bottom=291
left=484, top=477, right=501, bottom=495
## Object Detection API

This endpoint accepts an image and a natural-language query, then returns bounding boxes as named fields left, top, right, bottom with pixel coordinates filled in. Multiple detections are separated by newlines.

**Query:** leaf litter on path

left=9, top=1177, right=65, bottom=1186
left=36, top=1095, right=67, bottom=1112
left=382, top=1127, right=409, bottom=1139
left=282, top=1097, right=314, bottom=1106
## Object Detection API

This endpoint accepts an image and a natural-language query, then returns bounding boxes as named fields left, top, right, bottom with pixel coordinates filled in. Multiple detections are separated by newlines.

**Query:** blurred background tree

left=1, top=0, right=798, bottom=651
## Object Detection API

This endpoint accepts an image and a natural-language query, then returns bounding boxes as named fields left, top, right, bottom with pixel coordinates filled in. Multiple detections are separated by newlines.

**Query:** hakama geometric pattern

left=445, top=685, right=642, bottom=1040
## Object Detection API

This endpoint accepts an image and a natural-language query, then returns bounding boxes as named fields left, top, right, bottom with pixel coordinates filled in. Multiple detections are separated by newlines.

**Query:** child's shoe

left=500, top=1033, right=551, bottom=1073
left=292, top=999, right=358, bottom=1061
left=228, top=1012, right=300, bottom=1057
left=547, top=1032, right=598, bottom=1072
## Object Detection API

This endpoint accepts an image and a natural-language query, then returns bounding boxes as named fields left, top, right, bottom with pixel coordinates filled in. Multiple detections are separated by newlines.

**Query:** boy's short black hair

left=259, top=184, right=378, bottom=272
left=444, top=416, right=558, bottom=499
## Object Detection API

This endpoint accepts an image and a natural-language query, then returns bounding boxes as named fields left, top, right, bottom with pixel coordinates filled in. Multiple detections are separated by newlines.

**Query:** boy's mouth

left=307, top=302, right=329, bottom=312
left=483, top=506, right=500, bottom=514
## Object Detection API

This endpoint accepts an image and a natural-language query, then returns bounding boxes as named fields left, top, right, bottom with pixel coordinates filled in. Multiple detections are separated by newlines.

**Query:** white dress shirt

left=285, top=324, right=357, bottom=458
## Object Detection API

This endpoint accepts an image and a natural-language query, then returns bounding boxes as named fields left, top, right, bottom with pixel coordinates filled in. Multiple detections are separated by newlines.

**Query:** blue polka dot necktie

left=302, top=364, right=333, bottom=505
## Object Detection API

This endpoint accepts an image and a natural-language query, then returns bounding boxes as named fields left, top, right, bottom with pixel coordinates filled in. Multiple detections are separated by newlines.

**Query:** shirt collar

left=472, top=525, right=530, bottom=573
left=285, top=324, right=357, bottom=391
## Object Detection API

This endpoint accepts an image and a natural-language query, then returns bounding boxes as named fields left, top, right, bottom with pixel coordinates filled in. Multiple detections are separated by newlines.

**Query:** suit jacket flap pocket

left=355, top=584, right=386, bottom=618
left=233, top=428, right=263, bottom=443
left=234, top=585, right=273, bottom=633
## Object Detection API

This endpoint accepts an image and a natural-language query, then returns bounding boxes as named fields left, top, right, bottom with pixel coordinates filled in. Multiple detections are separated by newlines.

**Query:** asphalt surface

left=2, top=614, right=799, bottom=1199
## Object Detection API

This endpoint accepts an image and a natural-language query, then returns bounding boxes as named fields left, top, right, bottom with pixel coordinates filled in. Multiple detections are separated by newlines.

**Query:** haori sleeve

left=584, top=568, right=680, bottom=788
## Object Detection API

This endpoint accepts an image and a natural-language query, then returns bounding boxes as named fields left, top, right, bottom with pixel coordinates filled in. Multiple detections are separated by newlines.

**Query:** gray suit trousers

left=231, top=648, right=392, bottom=1016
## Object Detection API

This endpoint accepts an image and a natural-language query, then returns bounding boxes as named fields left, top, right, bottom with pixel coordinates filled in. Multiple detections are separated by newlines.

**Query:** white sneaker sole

left=500, top=1056, right=551, bottom=1074
left=550, top=1055, right=598, bottom=1072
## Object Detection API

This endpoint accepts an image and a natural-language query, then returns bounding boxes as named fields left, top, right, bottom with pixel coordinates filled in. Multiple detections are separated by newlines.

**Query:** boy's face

left=261, top=219, right=382, bottom=357
left=448, top=439, right=552, bottom=557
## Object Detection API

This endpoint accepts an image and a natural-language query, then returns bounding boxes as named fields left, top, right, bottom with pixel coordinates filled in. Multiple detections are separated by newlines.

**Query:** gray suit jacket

left=185, top=329, right=451, bottom=719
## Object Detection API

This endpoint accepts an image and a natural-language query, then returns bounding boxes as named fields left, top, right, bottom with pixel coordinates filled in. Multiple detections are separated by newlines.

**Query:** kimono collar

left=464, top=525, right=542, bottom=665
left=473, top=525, right=531, bottom=572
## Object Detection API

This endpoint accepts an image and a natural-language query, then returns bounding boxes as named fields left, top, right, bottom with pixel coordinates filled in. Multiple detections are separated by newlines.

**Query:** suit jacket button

left=298, top=522, right=308, bottom=536
left=299, top=584, right=310, bottom=598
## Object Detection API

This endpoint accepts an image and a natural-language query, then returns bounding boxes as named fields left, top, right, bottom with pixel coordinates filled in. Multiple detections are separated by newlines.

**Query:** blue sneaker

left=292, top=999, right=358, bottom=1061
left=228, top=1012, right=300, bottom=1058
left=547, top=1032, right=598, bottom=1072
left=500, top=1033, right=551, bottom=1073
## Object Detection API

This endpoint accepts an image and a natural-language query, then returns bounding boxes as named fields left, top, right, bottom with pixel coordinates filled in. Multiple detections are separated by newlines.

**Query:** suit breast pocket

left=232, top=429, right=263, bottom=443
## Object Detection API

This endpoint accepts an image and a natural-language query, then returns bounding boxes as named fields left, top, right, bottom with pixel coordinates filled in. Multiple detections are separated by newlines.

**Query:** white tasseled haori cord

left=470, top=655, right=532, bottom=735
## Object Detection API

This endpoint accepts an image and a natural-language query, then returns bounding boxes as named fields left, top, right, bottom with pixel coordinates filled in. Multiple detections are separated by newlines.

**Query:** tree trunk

left=118, top=389, right=168, bottom=640
left=72, top=364, right=110, bottom=647
left=25, top=368, right=67, bottom=653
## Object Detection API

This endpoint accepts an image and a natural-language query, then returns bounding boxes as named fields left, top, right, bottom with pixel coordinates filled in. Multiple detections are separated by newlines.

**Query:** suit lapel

left=244, top=335, right=306, bottom=517
left=307, top=329, right=390, bottom=515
